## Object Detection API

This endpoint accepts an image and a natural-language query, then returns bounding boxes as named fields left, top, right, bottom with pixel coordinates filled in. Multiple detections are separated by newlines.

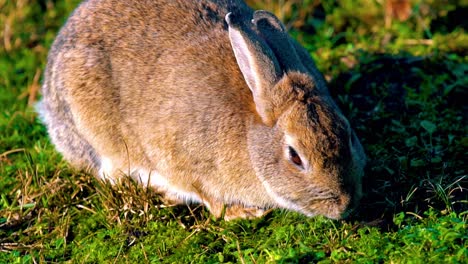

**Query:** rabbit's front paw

left=223, top=205, right=271, bottom=221
left=201, top=195, right=270, bottom=220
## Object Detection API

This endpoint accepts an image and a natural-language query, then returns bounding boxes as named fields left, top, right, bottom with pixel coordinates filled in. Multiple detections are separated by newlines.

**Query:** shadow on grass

left=327, top=52, right=467, bottom=228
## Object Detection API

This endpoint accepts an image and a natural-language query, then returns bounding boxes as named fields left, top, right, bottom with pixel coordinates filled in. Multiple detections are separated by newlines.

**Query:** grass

left=1, top=0, right=467, bottom=262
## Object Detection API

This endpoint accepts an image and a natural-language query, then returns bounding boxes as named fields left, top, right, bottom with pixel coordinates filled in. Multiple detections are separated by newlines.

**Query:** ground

left=0, top=0, right=467, bottom=263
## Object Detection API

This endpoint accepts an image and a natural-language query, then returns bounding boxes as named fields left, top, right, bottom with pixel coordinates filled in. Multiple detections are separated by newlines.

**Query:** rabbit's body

left=38, top=0, right=366, bottom=220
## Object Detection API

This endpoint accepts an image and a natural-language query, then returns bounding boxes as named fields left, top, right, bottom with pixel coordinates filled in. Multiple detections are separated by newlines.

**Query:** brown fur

left=38, top=0, right=366, bottom=220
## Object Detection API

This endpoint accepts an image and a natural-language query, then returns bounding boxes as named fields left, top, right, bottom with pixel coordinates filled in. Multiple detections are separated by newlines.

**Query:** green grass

left=1, top=0, right=467, bottom=263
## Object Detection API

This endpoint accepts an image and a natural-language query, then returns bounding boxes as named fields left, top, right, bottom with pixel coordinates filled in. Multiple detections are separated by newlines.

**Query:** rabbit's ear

left=226, top=12, right=282, bottom=126
left=289, top=38, right=330, bottom=95
left=252, top=11, right=307, bottom=74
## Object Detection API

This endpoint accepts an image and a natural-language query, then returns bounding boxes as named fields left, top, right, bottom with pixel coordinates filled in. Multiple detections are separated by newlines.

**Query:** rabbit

left=37, top=0, right=366, bottom=220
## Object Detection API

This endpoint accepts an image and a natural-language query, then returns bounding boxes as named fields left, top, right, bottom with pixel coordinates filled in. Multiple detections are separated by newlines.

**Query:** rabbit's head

left=226, top=11, right=366, bottom=219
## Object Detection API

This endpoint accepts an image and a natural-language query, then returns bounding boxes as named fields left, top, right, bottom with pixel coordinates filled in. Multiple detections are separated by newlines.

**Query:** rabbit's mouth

left=259, top=177, right=354, bottom=219
left=307, top=189, right=361, bottom=219
left=291, top=193, right=352, bottom=220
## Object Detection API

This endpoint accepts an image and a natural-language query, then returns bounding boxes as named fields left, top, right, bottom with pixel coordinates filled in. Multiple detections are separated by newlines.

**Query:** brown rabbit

left=37, top=0, right=366, bottom=220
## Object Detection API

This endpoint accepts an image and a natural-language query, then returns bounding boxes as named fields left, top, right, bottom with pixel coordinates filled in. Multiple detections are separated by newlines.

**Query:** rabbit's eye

left=288, top=146, right=303, bottom=168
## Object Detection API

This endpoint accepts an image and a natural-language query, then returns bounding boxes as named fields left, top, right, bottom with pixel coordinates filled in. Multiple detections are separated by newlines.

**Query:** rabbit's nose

left=321, top=192, right=352, bottom=220
left=336, top=182, right=362, bottom=219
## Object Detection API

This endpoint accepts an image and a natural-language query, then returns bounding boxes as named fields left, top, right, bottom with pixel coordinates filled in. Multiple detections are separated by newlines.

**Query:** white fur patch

left=131, top=168, right=202, bottom=204
left=132, top=168, right=168, bottom=188
left=98, top=156, right=114, bottom=180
